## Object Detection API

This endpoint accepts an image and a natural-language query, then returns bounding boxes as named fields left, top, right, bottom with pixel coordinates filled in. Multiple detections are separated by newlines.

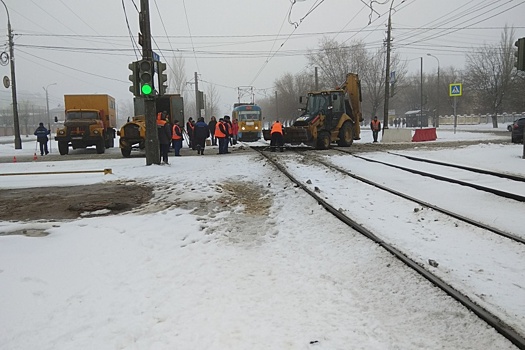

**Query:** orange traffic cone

left=33, top=153, right=38, bottom=161
left=13, top=156, right=16, bottom=163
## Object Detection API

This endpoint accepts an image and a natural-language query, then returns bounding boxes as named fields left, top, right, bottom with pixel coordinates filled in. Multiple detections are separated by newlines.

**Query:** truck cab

left=55, top=95, right=116, bottom=155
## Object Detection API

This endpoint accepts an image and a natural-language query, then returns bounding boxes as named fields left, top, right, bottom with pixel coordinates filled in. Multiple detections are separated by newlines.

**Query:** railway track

left=253, top=147, right=525, bottom=350
left=336, top=150, right=525, bottom=202
left=314, top=154, right=525, bottom=245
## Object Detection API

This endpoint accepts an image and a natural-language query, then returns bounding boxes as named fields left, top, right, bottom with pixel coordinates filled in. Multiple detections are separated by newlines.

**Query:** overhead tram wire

left=16, top=49, right=128, bottom=94
left=393, top=0, right=494, bottom=42
left=121, top=0, right=141, bottom=59
left=248, top=0, right=326, bottom=87
left=397, top=0, right=525, bottom=50
left=59, top=0, right=132, bottom=54
left=340, top=0, right=414, bottom=46
left=393, top=0, right=510, bottom=46
left=182, top=0, right=200, bottom=73
left=152, top=0, right=181, bottom=83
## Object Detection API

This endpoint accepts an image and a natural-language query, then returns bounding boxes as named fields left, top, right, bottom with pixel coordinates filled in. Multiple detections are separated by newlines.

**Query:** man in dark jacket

left=208, top=116, right=217, bottom=146
left=34, top=122, right=50, bottom=156
left=193, top=117, right=210, bottom=155
left=186, top=117, right=195, bottom=149
left=157, top=114, right=172, bottom=164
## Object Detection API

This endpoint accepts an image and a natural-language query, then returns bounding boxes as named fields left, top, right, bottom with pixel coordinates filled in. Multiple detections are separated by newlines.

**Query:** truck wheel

left=121, top=147, right=132, bottom=158
left=58, top=141, right=69, bottom=155
left=337, top=122, right=354, bottom=147
left=316, top=131, right=331, bottom=150
left=96, top=140, right=105, bottom=154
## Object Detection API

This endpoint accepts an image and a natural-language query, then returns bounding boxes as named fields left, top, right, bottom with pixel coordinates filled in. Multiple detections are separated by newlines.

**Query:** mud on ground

left=0, top=181, right=153, bottom=222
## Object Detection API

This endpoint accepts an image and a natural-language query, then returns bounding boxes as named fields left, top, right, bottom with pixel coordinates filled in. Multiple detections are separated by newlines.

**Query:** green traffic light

left=141, top=83, right=153, bottom=95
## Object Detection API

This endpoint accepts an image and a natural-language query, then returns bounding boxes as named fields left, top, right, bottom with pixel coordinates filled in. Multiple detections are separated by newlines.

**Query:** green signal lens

left=141, top=83, right=153, bottom=95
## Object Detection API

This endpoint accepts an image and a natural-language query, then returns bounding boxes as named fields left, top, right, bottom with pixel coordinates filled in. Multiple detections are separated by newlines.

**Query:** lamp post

left=43, top=83, right=56, bottom=153
left=0, top=0, right=21, bottom=149
left=427, top=53, right=440, bottom=127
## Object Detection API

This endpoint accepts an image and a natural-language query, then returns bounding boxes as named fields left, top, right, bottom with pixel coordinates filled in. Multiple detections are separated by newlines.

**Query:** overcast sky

left=0, top=0, right=523, bottom=117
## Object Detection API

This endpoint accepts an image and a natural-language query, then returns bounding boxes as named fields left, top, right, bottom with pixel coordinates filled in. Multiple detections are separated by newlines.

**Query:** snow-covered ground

left=0, top=125, right=524, bottom=349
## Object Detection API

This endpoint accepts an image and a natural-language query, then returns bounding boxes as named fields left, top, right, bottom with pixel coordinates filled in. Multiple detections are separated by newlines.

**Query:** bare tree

left=464, top=26, right=518, bottom=127
left=204, top=83, right=221, bottom=121
left=360, top=48, right=407, bottom=119
left=307, top=37, right=368, bottom=89
left=169, top=54, right=187, bottom=95
left=271, top=71, right=316, bottom=124
left=169, top=54, right=195, bottom=120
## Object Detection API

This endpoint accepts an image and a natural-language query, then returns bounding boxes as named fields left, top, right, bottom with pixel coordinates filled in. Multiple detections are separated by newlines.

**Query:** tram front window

left=239, top=112, right=260, bottom=121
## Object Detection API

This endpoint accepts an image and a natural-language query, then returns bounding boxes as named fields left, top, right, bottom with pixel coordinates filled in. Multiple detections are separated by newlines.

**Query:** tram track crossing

left=252, top=146, right=525, bottom=350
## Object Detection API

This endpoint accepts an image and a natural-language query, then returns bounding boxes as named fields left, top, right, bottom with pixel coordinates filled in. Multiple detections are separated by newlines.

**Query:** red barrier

left=412, top=128, right=437, bottom=142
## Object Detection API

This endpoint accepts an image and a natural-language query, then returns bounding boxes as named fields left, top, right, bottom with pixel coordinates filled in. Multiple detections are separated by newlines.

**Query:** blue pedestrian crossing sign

left=449, top=83, right=462, bottom=97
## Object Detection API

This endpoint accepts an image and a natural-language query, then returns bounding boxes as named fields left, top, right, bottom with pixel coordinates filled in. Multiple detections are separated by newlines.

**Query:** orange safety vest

left=157, top=119, right=166, bottom=127
left=172, top=124, right=182, bottom=140
left=215, top=121, right=226, bottom=138
left=271, top=122, right=283, bottom=134
left=371, top=119, right=380, bottom=131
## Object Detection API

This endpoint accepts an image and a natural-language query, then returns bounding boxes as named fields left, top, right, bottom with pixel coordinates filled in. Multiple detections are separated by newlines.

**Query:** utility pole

left=420, top=57, right=423, bottom=128
left=1, top=0, right=21, bottom=149
left=315, top=67, right=319, bottom=91
left=194, top=72, right=200, bottom=119
left=140, top=0, right=160, bottom=165
left=382, top=0, right=394, bottom=133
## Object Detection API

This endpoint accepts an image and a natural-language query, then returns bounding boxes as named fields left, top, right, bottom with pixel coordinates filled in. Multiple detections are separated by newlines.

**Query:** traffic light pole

left=140, top=0, right=160, bottom=166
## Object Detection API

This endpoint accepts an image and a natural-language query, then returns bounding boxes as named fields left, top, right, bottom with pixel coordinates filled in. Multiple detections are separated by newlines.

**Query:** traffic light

left=128, top=61, right=140, bottom=96
left=157, top=61, right=168, bottom=95
left=515, top=37, right=525, bottom=72
left=138, top=59, right=154, bottom=96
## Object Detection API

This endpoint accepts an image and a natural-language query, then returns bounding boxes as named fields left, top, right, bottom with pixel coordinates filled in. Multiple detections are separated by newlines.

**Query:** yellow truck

left=55, top=94, right=117, bottom=155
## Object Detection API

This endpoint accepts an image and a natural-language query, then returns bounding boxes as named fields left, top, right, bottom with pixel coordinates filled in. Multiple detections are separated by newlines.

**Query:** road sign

left=449, top=83, right=462, bottom=97
left=3, top=76, right=10, bottom=88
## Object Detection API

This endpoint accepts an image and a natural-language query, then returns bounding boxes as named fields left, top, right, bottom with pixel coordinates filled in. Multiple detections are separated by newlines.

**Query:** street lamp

left=43, top=83, right=56, bottom=153
left=0, top=0, right=21, bottom=149
left=427, top=53, right=440, bottom=127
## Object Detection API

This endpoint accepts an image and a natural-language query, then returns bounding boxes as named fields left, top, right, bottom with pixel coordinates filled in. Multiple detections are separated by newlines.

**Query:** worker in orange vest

left=270, top=120, right=284, bottom=152
left=370, top=116, right=381, bottom=143
left=171, top=120, right=183, bottom=156
left=215, top=118, right=228, bottom=154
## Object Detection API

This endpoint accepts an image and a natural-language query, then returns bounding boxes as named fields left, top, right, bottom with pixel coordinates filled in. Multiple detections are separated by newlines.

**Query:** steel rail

left=312, top=156, right=525, bottom=245
left=350, top=154, right=525, bottom=202
left=254, top=148, right=525, bottom=350
left=387, top=151, right=525, bottom=182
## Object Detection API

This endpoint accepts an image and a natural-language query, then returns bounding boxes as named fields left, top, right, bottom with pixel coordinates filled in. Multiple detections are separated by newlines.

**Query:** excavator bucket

left=263, top=127, right=310, bottom=144
left=282, top=127, right=309, bottom=144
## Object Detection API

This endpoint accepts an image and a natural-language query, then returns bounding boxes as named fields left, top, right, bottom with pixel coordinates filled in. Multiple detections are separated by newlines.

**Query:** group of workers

left=156, top=112, right=287, bottom=165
